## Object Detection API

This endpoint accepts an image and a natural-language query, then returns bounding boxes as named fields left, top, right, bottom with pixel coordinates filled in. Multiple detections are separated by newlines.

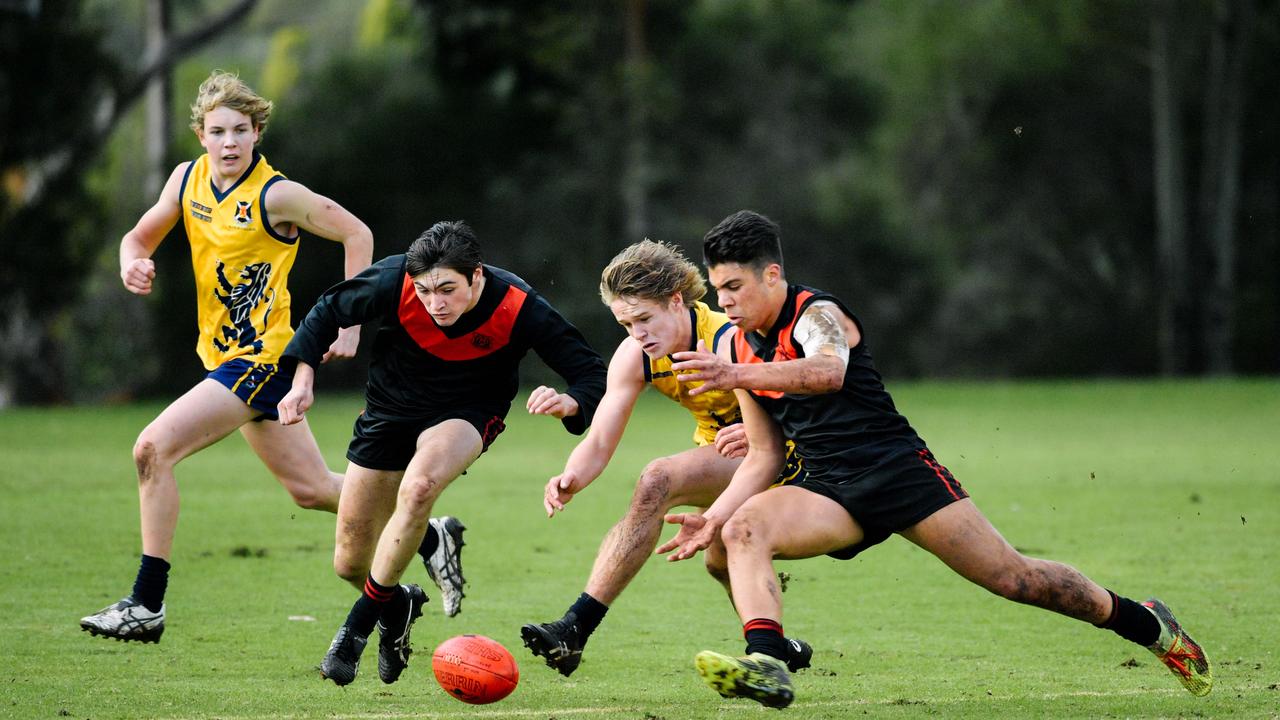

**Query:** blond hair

left=600, top=239, right=707, bottom=308
left=189, top=71, right=273, bottom=140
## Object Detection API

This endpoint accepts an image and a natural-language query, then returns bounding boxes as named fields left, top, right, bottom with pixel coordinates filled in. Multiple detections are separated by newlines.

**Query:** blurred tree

left=1196, top=0, right=1256, bottom=374
left=5, top=0, right=1277, bottom=405
left=0, top=0, right=259, bottom=403
left=144, top=0, right=172, bottom=199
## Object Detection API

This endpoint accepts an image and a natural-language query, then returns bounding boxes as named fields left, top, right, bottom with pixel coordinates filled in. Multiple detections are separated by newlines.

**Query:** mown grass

left=0, top=379, right=1276, bottom=719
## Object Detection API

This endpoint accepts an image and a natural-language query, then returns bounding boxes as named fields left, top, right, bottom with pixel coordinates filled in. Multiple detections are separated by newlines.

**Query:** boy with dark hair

left=278, top=220, right=606, bottom=686
left=522, top=240, right=811, bottom=678
left=659, top=210, right=1212, bottom=708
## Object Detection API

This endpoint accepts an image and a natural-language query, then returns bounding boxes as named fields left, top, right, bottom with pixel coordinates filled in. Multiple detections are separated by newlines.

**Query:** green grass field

left=1, top=380, right=1277, bottom=719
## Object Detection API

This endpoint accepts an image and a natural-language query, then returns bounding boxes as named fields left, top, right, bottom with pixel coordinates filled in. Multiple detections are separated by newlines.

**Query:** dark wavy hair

left=405, top=220, right=484, bottom=283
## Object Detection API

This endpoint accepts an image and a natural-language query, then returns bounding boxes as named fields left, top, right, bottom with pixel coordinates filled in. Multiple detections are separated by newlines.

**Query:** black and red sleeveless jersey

left=731, top=284, right=925, bottom=480
left=284, top=255, right=606, bottom=433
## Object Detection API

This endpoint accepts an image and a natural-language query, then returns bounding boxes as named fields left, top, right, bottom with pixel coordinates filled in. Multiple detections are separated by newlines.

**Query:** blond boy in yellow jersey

left=80, top=71, right=375, bottom=644
left=521, top=240, right=810, bottom=678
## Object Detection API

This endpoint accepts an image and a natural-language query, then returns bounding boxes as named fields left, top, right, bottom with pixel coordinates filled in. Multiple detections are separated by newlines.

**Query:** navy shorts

left=346, top=410, right=507, bottom=472
left=207, top=359, right=292, bottom=422
left=793, top=447, right=968, bottom=560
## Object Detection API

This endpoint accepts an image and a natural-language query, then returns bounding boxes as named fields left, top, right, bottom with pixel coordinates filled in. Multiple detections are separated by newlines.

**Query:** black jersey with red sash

left=284, top=255, right=606, bottom=432
left=731, top=284, right=926, bottom=481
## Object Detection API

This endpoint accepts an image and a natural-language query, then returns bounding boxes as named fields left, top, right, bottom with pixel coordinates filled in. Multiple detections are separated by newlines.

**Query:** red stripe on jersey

left=398, top=273, right=528, bottom=360
left=732, top=288, right=815, bottom=399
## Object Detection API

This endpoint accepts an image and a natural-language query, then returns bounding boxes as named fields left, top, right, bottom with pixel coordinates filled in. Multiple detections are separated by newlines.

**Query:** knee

left=277, top=471, right=334, bottom=510
left=397, top=473, right=443, bottom=515
left=984, top=558, right=1042, bottom=604
left=288, top=485, right=327, bottom=510
left=132, top=432, right=166, bottom=483
left=630, top=459, right=674, bottom=513
left=721, top=507, right=766, bottom=552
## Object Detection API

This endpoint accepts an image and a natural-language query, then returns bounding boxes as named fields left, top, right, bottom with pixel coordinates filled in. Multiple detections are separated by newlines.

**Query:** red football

left=431, top=634, right=520, bottom=704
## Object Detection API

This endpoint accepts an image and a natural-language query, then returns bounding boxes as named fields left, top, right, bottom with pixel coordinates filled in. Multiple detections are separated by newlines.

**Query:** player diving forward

left=522, top=240, right=811, bottom=677
left=659, top=210, right=1212, bottom=708
left=277, top=221, right=607, bottom=685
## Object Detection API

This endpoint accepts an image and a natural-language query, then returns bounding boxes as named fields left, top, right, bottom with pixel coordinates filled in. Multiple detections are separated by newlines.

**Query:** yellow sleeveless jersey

left=179, top=152, right=299, bottom=369
left=644, top=302, right=741, bottom=446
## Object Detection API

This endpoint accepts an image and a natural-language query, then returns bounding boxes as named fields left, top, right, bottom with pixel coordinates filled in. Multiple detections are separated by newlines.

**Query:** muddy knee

left=630, top=459, right=674, bottom=513
left=132, top=434, right=164, bottom=484
left=984, top=559, right=1044, bottom=604
left=721, top=507, right=767, bottom=552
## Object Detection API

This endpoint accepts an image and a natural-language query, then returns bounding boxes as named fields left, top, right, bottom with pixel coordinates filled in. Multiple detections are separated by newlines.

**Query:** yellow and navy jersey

left=179, top=151, right=299, bottom=370
left=644, top=301, right=741, bottom=446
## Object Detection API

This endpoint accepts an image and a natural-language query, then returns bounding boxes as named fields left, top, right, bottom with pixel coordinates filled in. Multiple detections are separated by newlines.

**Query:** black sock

left=1095, top=590, right=1160, bottom=646
left=346, top=575, right=401, bottom=636
left=418, top=522, right=439, bottom=559
left=568, top=592, right=609, bottom=641
left=130, top=554, right=170, bottom=612
left=743, top=618, right=790, bottom=661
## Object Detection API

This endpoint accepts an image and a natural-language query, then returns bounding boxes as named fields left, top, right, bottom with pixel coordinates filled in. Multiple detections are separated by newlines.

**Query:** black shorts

left=346, top=410, right=507, bottom=472
left=793, top=447, right=967, bottom=560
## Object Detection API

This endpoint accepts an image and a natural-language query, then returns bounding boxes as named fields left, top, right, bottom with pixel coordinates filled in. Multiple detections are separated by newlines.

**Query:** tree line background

left=1, top=0, right=1277, bottom=405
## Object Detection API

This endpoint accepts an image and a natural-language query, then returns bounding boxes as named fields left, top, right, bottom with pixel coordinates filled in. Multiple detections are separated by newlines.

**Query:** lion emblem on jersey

left=233, top=200, right=253, bottom=227
left=212, top=260, right=275, bottom=354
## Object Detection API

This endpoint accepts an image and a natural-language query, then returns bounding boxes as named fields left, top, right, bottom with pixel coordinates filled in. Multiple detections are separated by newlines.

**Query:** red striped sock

left=743, top=618, right=784, bottom=636
left=363, top=575, right=397, bottom=603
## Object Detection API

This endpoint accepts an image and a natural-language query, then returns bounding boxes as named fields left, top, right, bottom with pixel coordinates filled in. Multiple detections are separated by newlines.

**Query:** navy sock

left=743, top=618, right=790, bottom=661
left=418, top=522, right=439, bottom=559
left=568, top=592, right=609, bottom=641
left=346, top=575, right=401, bottom=636
left=1096, top=590, right=1160, bottom=646
left=130, top=554, right=170, bottom=612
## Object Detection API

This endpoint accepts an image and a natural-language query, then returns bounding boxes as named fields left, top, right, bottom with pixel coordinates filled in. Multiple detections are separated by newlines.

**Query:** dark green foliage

left=3, top=0, right=1278, bottom=403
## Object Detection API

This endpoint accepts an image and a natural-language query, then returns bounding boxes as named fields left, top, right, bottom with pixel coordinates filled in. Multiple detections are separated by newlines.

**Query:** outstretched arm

left=282, top=256, right=400, bottom=373
left=657, top=388, right=785, bottom=561
left=119, top=163, right=187, bottom=295
left=672, top=301, right=859, bottom=396
left=543, top=339, right=646, bottom=517
left=528, top=295, right=609, bottom=434
left=264, top=180, right=374, bottom=361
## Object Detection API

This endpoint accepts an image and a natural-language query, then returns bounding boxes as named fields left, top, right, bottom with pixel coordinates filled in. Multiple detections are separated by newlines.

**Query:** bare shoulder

left=799, top=300, right=860, bottom=347
left=609, top=336, right=646, bottom=382
left=157, top=162, right=193, bottom=203
left=261, top=177, right=309, bottom=209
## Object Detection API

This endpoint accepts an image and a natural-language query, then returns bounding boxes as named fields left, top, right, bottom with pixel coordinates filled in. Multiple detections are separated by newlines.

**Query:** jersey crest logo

left=471, top=333, right=493, bottom=349
left=233, top=200, right=253, bottom=227
left=212, top=260, right=275, bottom=354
